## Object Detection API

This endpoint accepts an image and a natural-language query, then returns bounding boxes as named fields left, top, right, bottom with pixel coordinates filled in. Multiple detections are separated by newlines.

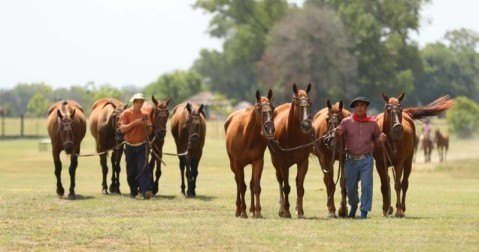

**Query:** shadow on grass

left=60, top=194, right=95, bottom=201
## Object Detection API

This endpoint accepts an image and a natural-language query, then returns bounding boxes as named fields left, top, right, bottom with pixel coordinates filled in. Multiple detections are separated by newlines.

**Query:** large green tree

left=143, top=70, right=204, bottom=106
left=193, top=0, right=289, bottom=102
left=308, top=0, right=427, bottom=107
left=258, top=5, right=357, bottom=106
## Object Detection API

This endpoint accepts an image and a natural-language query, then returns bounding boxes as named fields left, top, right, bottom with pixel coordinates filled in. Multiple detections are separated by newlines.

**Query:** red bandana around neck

left=352, top=112, right=376, bottom=122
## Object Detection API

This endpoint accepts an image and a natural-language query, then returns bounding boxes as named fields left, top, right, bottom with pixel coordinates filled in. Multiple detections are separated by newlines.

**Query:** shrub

left=447, top=96, right=479, bottom=138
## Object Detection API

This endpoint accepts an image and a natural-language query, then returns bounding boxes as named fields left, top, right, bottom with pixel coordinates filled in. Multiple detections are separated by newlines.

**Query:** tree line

left=1, top=0, right=479, bottom=118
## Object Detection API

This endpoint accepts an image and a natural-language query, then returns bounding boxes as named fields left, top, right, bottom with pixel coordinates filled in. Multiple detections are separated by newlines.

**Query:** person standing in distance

left=119, top=93, right=153, bottom=200
left=336, top=97, right=387, bottom=219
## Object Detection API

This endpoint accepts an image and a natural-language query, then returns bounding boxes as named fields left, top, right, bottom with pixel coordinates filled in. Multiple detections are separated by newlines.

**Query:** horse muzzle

left=156, top=129, right=167, bottom=139
left=263, top=121, right=275, bottom=139
left=63, top=141, right=74, bottom=154
left=300, top=120, right=312, bottom=134
left=188, top=134, right=200, bottom=146
left=391, top=123, right=404, bottom=139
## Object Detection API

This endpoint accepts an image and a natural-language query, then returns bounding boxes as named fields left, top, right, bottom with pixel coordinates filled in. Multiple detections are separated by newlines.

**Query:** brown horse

left=373, top=92, right=454, bottom=217
left=47, top=100, right=87, bottom=199
left=312, top=99, right=351, bottom=218
left=89, top=98, right=125, bottom=195
left=142, top=96, right=171, bottom=195
left=268, top=83, right=313, bottom=218
left=171, top=102, right=206, bottom=197
left=421, top=134, right=434, bottom=162
left=224, top=89, right=275, bottom=218
left=435, top=129, right=449, bottom=162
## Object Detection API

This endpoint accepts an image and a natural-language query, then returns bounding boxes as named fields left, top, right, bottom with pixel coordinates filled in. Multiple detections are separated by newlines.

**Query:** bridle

left=255, top=101, right=275, bottom=139
left=186, top=112, right=202, bottom=148
left=111, top=108, right=124, bottom=147
left=292, top=96, right=312, bottom=133
left=58, top=116, right=74, bottom=147
left=152, top=107, right=169, bottom=140
left=384, top=102, right=404, bottom=153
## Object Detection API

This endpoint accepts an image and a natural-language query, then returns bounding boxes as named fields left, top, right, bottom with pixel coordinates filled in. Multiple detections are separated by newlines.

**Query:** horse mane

left=404, top=95, right=454, bottom=120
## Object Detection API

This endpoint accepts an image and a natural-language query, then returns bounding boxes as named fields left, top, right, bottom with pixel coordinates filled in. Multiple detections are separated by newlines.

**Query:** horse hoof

left=102, top=189, right=108, bottom=195
left=328, top=212, right=338, bottom=218
left=297, top=214, right=305, bottom=219
left=282, top=212, right=292, bottom=218
left=57, top=188, right=65, bottom=197
left=68, top=194, right=76, bottom=200
left=388, top=206, right=394, bottom=215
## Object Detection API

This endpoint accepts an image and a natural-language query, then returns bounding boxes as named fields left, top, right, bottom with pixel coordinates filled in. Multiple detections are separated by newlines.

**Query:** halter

left=186, top=112, right=202, bottom=148
left=110, top=108, right=124, bottom=147
left=255, top=101, right=275, bottom=139
left=292, top=96, right=312, bottom=133
left=384, top=103, right=404, bottom=153
left=152, top=107, right=169, bottom=140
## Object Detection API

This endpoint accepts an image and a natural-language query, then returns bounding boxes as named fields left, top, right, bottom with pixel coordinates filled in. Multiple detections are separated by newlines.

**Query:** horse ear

left=152, top=95, right=158, bottom=105
left=186, top=103, right=192, bottom=113
left=339, top=100, right=344, bottom=111
left=71, top=109, right=76, bottom=119
left=381, top=91, right=389, bottom=102
left=123, top=104, right=128, bottom=110
left=255, top=90, right=261, bottom=102
left=165, top=98, right=171, bottom=107
left=326, top=99, right=332, bottom=109
left=267, top=89, right=273, bottom=101
left=292, top=83, right=298, bottom=94
left=198, top=104, right=204, bottom=114
left=397, top=92, right=405, bottom=102
left=306, top=83, right=312, bottom=93
left=57, top=109, right=63, bottom=119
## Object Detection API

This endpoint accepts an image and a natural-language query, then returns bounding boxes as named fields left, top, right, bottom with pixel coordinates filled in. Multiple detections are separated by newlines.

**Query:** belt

left=346, top=153, right=371, bottom=160
left=125, top=141, right=146, bottom=147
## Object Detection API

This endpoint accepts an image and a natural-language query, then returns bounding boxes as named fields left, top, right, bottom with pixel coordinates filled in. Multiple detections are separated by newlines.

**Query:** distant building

left=233, top=101, right=252, bottom=111
left=181, top=91, right=231, bottom=120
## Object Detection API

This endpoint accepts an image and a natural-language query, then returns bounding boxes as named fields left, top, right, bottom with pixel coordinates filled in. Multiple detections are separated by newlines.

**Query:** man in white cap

left=336, top=96, right=387, bottom=219
left=119, top=93, right=153, bottom=199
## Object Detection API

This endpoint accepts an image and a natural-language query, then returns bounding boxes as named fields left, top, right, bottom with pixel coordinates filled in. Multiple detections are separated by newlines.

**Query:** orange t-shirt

left=119, top=108, right=152, bottom=145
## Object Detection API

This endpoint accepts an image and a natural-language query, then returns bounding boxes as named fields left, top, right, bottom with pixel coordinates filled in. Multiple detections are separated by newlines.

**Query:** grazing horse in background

left=435, top=129, right=449, bottom=162
left=171, top=103, right=206, bottom=197
left=312, top=99, right=351, bottom=218
left=225, top=89, right=275, bottom=218
left=373, top=92, right=454, bottom=217
left=89, top=98, right=125, bottom=194
left=421, top=134, right=434, bottom=162
left=47, top=100, right=87, bottom=199
left=142, top=96, right=171, bottom=196
left=268, top=83, right=313, bottom=218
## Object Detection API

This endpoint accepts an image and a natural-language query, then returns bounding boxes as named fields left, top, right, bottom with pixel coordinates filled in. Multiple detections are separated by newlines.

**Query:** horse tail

left=404, top=95, right=455, bottom=120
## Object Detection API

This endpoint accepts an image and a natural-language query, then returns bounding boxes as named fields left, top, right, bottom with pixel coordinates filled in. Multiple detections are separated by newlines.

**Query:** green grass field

left=0, top=120, right=478, bottom=251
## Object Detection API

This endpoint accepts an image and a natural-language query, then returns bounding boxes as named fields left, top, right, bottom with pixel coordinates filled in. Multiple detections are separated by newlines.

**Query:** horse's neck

left=287, top=103, right=299, bottom=132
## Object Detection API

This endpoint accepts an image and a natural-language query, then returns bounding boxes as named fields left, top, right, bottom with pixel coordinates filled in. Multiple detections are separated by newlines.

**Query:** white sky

left=0, top=0, right=478, bottom=90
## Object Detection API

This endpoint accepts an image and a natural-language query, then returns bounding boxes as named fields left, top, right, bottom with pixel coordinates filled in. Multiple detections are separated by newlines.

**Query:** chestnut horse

left=171, top=103, right=206, bottom=197
left=89, top=98, right=125, bottom=194
left=373, top=92, right=454, bottom=217
left=312, top=99, right=351, bottom=218
left=142, top=96, right=171, bottom=195
left=47, top=100, right=87, bottom=199
left=435, top=129, right=449, bottom=162
left=268, top=83, right=313, bottom=218
left=224, top=89, right=275, bottom=218
left=421, top=134, right=434, bottom=162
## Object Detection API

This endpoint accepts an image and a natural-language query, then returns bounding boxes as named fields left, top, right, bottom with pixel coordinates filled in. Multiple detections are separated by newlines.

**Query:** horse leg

left=100, top=153, right=108, bottom=194
left=375, top=162, right=392, bottom=217
left=250, top=159, right=263, bottom=218
left=235, top=162, right=247, bottom=218
left=295, top=160, right=308, bottom=219
left=394, top=164, right=405, bottom=218
left=338, top=159, right=347, bottom=218
left=282, top=167, right=292, bottom=218
left=153, top=155, right=163, bottom=196
left=53, top=153, right=64, bottom=197
left=68, top=154, right=79, bottom=200
left=275, top=169, right=285, bottom=217
left=179, top=157, right=186, bottom=195
left=321, top=158, right=337, bottom=218
left=187, top=158, right=199, bottom=197
left=401, top=159, right=412, bottom=216
left=110, top=150, right=121, bottom=194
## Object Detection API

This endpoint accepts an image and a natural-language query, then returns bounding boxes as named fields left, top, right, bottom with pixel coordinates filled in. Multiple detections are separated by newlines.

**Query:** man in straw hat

left=119, top=93, right=153, bottom=200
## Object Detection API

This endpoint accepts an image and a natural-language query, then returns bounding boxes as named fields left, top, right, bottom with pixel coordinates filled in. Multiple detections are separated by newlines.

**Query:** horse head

left=255, top=89, right=275, bottom=139
left=57, top=101, right=76, bottom=154
left=185, top=103, right=204, bottom=147
left=292, top=83, right=312, bottom=134
left=152, top=95, right=170, bottom=140
left=326, top=99, right=347, bottom=131
left=382, top=91, right=405, bottom=139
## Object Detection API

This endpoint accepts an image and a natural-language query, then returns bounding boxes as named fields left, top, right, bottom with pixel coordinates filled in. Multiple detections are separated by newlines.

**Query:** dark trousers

left=124, top=143, right=152, bottom=196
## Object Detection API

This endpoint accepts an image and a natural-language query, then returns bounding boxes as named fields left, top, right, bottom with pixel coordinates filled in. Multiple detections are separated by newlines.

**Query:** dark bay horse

left=47, top=100, right=87, bottom=199
left=268, top=83, right=313, bottom=218
left=421, top=134, right=434, bottom=162
left=142, top=96, right=171, bottom=195
left=312, top=99, right=351, bottom=218
left=171, top=102, right=206, bottom=197
left=435, top=129, right=449, bottom=162
left=373, top=92, right=454, bottom=217
left=89, top=98, right=125, bottom=194
left=224, top=89, right=275, bottom=218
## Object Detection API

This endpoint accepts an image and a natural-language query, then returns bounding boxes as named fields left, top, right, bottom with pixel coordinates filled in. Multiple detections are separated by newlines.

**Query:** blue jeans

left=124, top=143, right=152, bottom=196
left=345, top=155, right=373, bottom=212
